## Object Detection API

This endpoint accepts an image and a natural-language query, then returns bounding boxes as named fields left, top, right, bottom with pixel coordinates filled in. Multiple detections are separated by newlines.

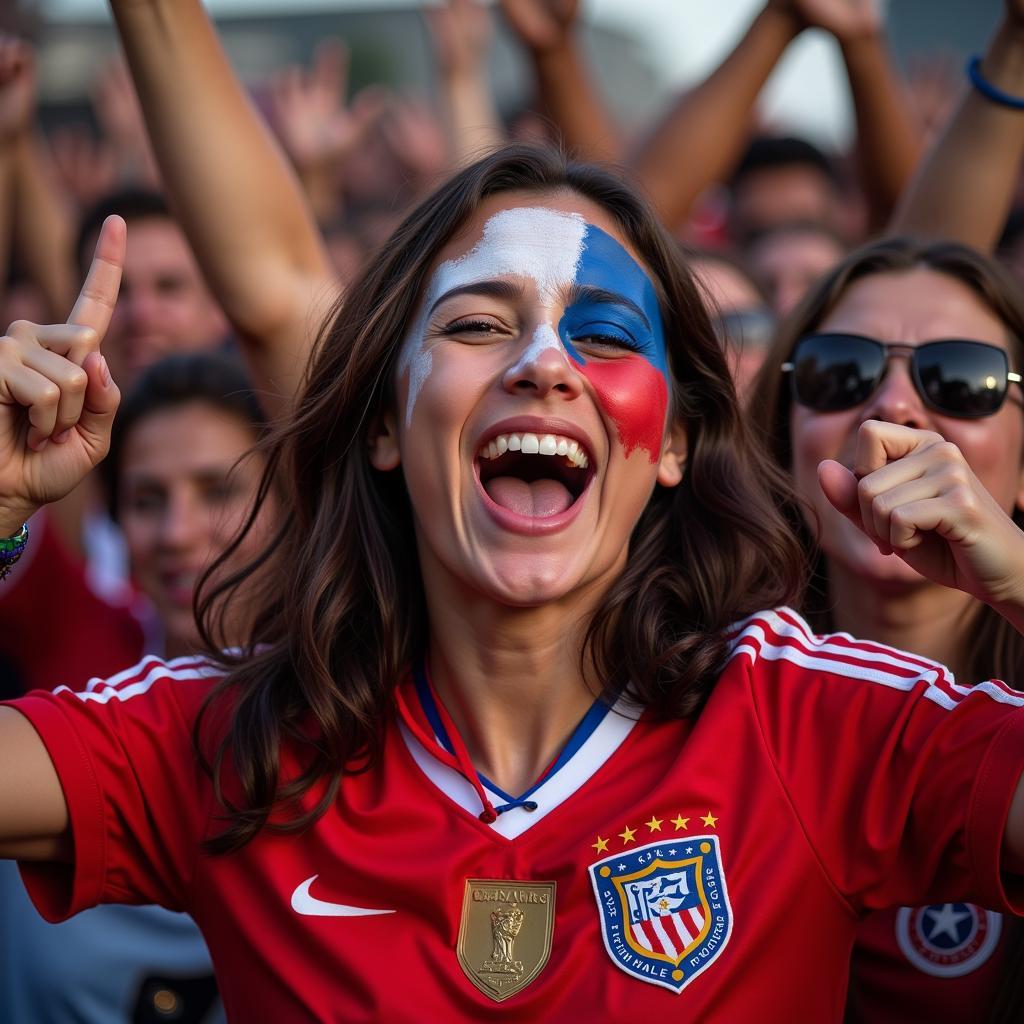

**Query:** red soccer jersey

left=8, top=607, right=1024, bottom=1022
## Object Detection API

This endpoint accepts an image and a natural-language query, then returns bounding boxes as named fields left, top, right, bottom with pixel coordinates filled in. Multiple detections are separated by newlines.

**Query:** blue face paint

left=557, top=224, right=670, bottom=461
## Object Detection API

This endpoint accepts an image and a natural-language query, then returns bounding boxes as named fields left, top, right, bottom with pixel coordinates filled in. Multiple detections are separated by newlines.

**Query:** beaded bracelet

left=967, top=56, right=1024, bottom=111
left=0, top=522, right=29, bottom=581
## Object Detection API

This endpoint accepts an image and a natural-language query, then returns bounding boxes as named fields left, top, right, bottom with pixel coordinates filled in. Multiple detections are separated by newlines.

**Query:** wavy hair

left=195, top=145, right=806, bottom=853
left=749, top=235, right=1024, bottom=687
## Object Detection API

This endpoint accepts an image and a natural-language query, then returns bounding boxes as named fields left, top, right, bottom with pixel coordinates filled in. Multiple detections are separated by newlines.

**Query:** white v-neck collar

left=398, top=693, right=639, bottom=839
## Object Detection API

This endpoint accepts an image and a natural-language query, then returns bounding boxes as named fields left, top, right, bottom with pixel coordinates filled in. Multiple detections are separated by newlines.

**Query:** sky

left=37, top=0, right=853, bottom=147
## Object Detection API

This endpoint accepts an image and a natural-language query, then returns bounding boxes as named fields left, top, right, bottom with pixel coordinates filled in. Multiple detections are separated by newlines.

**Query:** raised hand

left=498, top=0, right=580, bottom=54
left=47, top=125, right=118, bottom=210
left=377, top=93, right=450, bottom=182
left=92, top=56, right=160, bottom=186
left=0, top=216, right=125, bottom=533
left=425, top=0, right=493, bottom=77
left=818, top=421, right=1024, bottom=610
left=773, top=0, right=882, bottom=42
left=0, top=36, right=35, bottom=146
left=268, top=42, right=384, bottom=174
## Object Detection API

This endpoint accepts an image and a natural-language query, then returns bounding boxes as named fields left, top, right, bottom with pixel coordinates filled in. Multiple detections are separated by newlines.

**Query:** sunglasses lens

left=791, top=335, right=885, bottom=411
left=915, top=341, right=1008, bottom=417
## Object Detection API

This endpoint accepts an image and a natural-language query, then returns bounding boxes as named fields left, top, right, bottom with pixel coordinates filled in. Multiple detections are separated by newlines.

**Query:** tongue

left=484, top=476, right=574, bottom=517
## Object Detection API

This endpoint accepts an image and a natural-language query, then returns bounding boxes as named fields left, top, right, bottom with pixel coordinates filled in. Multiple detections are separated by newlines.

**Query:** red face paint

left=574, top=355, right=668, bottom=463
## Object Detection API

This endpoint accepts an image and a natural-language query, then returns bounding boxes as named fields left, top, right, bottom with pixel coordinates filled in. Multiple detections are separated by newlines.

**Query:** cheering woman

left=1, top=149, right=1024, bottom=1021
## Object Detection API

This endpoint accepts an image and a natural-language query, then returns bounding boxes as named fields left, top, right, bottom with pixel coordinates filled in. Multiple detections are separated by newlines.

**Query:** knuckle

left=935, top=440, right=964, bottom=464
left=6, top=319, right=31, bottom=338
left=65, top=368, right=88, bottom=394
left=38, top=382, right=60, bottom=407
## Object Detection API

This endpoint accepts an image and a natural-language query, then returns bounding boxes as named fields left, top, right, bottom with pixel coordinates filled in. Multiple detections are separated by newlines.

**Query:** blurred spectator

left=745, top=220, right=848, bottom=316
left=75, top=189, right=229, bottom=389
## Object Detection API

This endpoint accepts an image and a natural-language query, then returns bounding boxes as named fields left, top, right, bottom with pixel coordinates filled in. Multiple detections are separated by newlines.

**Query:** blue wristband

left=967, top=55, right=1024, bottom=111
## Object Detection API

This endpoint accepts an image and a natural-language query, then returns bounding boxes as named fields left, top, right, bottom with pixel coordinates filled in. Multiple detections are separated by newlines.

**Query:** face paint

left=402, top=208, right=670, bottom=461
left=556, top=224, right=669, bottom=461
left=399, top=209, right=587, bottom=425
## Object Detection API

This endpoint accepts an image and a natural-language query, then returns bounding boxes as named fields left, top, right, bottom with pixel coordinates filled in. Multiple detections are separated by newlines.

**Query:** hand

left=269, top=42, right=385, bottom=173
left=772, top=0, right=882, bottom=43
left=376, top=93, right=450, bottom=182
left=818, top=421, right=1024, bottom=609
left=0, top=37, right=35, bottom=147
left=424, top=0, right=493, bottom=78
left=0, top=216, right=125, bottom=532
left=91, top=57, right=160, bottom=186
left=47, top=125, right=118, bottom=210
left=498, top=0, right=580, bottom=55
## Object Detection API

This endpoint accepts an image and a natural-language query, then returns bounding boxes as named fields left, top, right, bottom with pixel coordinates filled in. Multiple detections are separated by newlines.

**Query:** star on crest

left=671, top=814, right=690, bottom=831
left=619, top=825, right=637, bottom=845
left=701, top=811, right=719, bottom=828
left=592, top=836, right=609, bottom=854
left=645, top=815, right=663, bottom=832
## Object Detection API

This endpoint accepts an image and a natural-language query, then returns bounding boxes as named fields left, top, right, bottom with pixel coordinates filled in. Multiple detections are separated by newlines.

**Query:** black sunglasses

left=782, top=333, right=1023, bottom=419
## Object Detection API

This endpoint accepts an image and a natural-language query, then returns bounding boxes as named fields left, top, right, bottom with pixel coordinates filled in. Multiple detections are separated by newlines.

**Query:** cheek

left=575, top=356, right=668, bottom=463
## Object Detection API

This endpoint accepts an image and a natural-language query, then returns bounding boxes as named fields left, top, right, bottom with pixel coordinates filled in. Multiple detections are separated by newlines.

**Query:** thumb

left=817, top=459, right=861, bottom=525
left=75, top=350, right=120, bottom=455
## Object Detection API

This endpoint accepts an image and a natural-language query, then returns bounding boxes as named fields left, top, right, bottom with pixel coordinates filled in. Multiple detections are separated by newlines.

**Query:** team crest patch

left=457, top=879, right=556, bottom=1002
left=589, top=836, right=732, bottom=994
left=895, top=904, right=1002, bottom=978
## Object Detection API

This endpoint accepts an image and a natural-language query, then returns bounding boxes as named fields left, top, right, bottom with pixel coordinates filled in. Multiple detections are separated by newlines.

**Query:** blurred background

left=4, top=0, right=1004, bottom=149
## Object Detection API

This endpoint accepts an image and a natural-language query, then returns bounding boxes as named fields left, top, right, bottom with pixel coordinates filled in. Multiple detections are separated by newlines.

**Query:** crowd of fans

left=2, top=0, right=1024, bottom=1020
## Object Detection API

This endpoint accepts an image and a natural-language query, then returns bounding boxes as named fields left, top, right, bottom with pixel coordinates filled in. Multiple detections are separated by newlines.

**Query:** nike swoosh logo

left=290, top=875, right=396, bottom=918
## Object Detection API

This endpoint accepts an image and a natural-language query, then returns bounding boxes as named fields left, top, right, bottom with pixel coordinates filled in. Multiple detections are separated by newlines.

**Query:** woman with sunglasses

left=1, top=154, right=1024, bottom=1021
left=751, top=236, right=1024, bottom=1023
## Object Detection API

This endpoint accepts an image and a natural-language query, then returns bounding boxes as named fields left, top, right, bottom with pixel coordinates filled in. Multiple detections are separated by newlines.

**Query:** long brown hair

left=195, top=145, right=806, bottom=853
left=749, top=235, right=1024, bottom=684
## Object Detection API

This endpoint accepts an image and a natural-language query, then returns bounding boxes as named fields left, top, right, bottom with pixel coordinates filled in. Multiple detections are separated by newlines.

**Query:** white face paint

left=398, top=208, right=588, bottom=425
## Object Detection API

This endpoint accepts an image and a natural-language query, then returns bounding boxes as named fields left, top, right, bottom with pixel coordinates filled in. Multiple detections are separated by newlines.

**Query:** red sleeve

left=736, top=608, right=1024, bottom=915
left=2, top=656, right=220, bottom=922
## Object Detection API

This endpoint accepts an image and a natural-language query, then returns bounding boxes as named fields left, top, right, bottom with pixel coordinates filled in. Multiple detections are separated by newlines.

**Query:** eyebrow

left=565, top=284, right=651, bottom=330
left=428, top=279, right=523, bottom=318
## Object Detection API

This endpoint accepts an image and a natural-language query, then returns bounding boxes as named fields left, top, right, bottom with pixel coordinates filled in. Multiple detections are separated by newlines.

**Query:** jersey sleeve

left=735, top=608, right=1024, bottom=916
left=2, top=655, right=222, bottom=922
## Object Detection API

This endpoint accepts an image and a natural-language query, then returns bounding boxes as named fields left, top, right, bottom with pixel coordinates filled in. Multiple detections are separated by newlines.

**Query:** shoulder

left=56, top=652, right=227, bottom=715
left=724, top=606, right=954, bottom=692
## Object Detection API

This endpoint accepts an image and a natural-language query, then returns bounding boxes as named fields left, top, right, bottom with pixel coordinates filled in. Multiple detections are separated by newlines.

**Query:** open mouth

left=476, top=431, right=594, bottom=519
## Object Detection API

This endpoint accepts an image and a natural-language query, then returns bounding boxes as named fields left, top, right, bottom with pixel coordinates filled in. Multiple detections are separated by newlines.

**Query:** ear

left=368, top=407, right=401, bottom=471
left=656, top=420, right=687, bottom=487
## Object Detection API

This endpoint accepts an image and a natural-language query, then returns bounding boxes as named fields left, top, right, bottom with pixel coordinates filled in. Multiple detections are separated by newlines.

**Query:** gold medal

left=457, top=879, right=556, bottom=1002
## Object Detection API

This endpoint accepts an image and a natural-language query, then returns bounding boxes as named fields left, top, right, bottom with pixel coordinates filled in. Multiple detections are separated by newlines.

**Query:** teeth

left=477, top=432, right=590, bottom=468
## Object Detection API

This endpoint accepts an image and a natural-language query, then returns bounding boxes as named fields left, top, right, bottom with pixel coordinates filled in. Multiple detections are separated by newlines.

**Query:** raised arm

left=499, top=0, right=621, bottom=164
left=108, top=0, right=339, bottom=415
left=631, top=3, right=800, bottom=230
left=425, top=0, right=505, bottom=168
left=890, top=2, right=1024, bottom=250
left=0, top=219, right=125, bottom=862
left=794, top=0, right=921, bottom=230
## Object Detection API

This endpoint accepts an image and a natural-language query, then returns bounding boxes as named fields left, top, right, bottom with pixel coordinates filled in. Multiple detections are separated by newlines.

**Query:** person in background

left=0, top=349, right=269, bottom=1024
left=690, top=249, right=777, bottom=402
left=751, top=236, right=1024, bottom=1024
left=745, top=219, right=848, bottom=316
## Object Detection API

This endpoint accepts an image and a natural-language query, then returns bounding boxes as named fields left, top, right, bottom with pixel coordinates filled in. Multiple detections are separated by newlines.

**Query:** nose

left=158, top=491, right=204, bottom=551
left=860, top=355, right=928, bottom=429
left=501, top=323, right=585, bottom=400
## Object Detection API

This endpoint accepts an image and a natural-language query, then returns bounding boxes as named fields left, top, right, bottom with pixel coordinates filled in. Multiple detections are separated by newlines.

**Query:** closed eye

left=573, top=332, right=643, bottom=355
left=439, top=318, right=506, bottom=338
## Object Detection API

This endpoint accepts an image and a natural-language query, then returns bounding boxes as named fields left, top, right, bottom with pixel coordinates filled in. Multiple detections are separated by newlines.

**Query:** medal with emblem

left=457, top=879, right=556, bottom=1002
left=589, top=836, right=733, bottom=994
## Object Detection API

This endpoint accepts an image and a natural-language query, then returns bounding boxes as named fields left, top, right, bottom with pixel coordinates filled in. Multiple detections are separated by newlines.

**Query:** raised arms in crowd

left=108, top=0, right=338, bottom=417
left=891, top=0, right=1024, bottom=251
left=631, top=0, right=920, bottom=233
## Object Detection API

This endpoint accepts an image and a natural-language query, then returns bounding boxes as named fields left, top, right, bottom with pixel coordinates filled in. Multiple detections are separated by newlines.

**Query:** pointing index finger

left=66, top=215, right=126, bottom=340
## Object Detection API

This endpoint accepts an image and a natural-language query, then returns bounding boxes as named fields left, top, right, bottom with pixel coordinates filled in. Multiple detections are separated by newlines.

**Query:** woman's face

left=118, top=401, right=267, bottom=650
left=377, top=190, right=686, bottom=608
left=789, top=267, right=1024, bottom=589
